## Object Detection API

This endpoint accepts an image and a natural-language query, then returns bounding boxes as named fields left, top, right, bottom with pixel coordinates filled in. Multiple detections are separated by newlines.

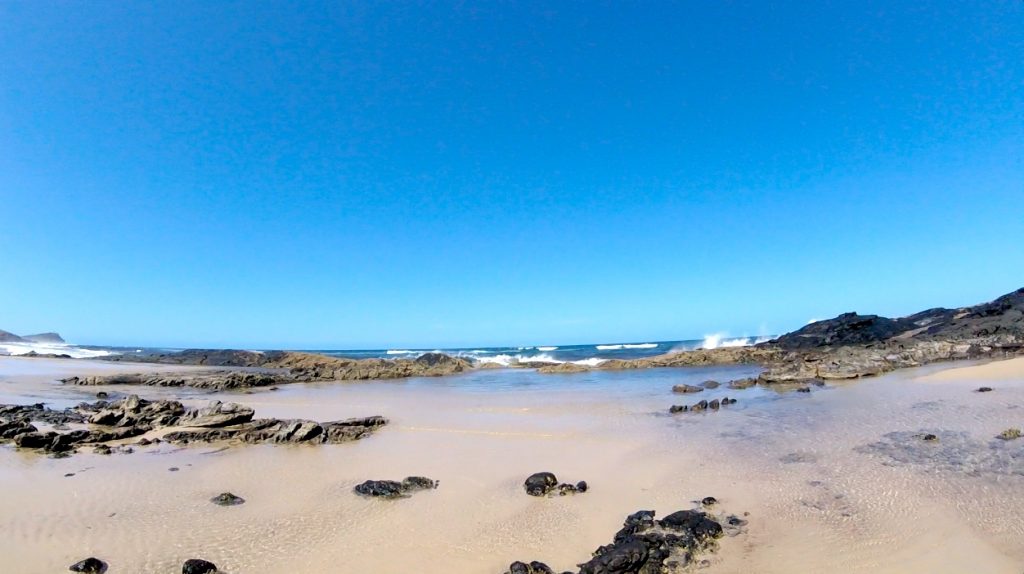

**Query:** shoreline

left=2, top=356, right=1023, bottom=572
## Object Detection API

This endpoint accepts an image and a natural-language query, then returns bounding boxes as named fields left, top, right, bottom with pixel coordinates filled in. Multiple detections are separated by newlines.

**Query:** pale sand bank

left=1, top=357, right=1023, bottom=573
left=917, top=356, right=1024, bottom=382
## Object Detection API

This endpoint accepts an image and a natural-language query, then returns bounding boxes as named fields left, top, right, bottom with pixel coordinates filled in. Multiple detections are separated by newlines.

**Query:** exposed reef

left=0, top=395, right=386, bottom=457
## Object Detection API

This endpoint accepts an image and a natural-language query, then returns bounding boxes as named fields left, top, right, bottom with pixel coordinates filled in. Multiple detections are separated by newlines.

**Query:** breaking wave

left=0, top=341, right=113, bottom=359
left=596, top=343, right=658, bottom=350
left=474, top=353, right=605, bottom=367
left=698, top=334, right=772, bottom=350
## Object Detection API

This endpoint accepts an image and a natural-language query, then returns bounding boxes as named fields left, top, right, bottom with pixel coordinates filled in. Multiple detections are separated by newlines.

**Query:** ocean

left=0, top=335, right=773, bottom=363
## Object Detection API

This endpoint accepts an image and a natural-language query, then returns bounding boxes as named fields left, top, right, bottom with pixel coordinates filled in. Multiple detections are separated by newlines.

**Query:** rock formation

left=0, top=395, right=386, bottom=457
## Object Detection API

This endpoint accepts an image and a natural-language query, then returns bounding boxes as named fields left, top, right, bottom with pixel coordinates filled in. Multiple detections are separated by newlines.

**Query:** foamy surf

left=0, top=341, right=112, bottom=359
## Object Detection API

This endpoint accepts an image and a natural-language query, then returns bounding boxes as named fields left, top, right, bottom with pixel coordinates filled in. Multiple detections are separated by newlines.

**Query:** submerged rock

left=997, top=428, right=1022, bottom=441
left=354, top=476, right=438, bottom=498
left=700, top=380, right=720, bottom=389
left=69, top=557, right=107, bottom=573
left=726, top=377, right=757, bottom=390
left=672, top=384, right=704, bottom=394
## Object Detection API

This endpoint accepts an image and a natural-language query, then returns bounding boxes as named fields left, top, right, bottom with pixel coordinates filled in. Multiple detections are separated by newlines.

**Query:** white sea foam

left=474, top=353, right=605, bottom=367
left=0, top=341, right=113, bottom=359
left=386, top=349, right=416, bottom=355
left=536, top=346, right=558, bottom=351
left=697, top=334, right=773, bottom=350
left=596, top=343, right=657, bottom=350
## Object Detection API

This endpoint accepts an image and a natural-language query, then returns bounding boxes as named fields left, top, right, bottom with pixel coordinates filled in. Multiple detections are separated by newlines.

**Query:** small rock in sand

left=976, top=387, right=993, bottom=393
left=182, top=558, right=218, bottom=574
left=210, top=492, right=246, bottom=506
left=69, top=557, right=107, bottom=573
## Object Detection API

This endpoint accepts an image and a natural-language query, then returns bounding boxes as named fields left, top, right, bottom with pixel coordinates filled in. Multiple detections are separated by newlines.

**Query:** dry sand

left=916, top=356, right=1024, bottom=383
left=1, top=356, right=1023, bottom=573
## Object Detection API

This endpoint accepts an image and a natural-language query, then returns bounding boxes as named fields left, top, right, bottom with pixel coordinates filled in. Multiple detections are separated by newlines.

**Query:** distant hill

left=0, top=330, right=25, bottom=343
left=0, top=330, right=65, bottom=344
left=21, top=332, right=66, bottom=344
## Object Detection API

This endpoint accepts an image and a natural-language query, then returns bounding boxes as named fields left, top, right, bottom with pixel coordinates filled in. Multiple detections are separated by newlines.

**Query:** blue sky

left=1, top=2, right=1022, bottom=349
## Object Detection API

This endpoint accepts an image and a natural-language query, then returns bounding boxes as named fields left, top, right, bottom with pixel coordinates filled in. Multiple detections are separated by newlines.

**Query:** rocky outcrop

left=536, top=363, right=590, bottom=374
left=90, top=350, right=472, bottom=387
left=598, top=346, right=781, bottom=370
left=63, top=371, right=289, bottom=390
left=354, top=476, right=438, bottom=498
left=505, top=503, right=746, bottom=574
left=0, top=396, right=387, bottom=456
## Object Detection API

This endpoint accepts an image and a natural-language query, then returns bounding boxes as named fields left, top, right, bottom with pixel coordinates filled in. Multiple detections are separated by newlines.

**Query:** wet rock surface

left=524, top=472, right=588, bottom=496
left=354, top=476, right=438, bottom=498
left=0, top=396, right=386, bottom=456
left=671, top=384, right=703, bottom=394
left=669, top=397, right=736, bottom=414
left=505, top=503, right=746, bottom=574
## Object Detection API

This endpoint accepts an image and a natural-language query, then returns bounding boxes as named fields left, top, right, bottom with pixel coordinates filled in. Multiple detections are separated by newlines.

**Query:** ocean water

left=0, top=335, right=774, bottom=364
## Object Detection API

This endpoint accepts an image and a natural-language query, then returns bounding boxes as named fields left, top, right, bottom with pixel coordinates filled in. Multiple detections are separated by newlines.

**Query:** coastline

left=2, top=356, right=1024, bottom=572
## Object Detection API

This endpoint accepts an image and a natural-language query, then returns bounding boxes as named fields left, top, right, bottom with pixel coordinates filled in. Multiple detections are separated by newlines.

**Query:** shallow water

left=1, top=358, right=1023, bottom=573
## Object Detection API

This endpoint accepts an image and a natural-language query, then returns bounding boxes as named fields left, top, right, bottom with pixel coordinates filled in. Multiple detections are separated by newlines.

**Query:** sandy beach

left=2, top=356, right=1023, bottom=573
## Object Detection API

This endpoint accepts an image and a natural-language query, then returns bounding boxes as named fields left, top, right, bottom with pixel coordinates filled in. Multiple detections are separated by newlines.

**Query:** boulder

left=672, top=384, right=704, bottom=394
left=354, top=476, right=438, bottom=498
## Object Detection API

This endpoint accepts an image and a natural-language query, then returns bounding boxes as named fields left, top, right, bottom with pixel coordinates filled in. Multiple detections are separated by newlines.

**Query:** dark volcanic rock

left=524, top=472, right=587, bottom=497
left=976, top=387, right=993, bottom=393
left=506, top=561, right=562, bottom=574
left=210, top=492, right=245, bottom=506
left=69, top=557, right=107, bottom=573
left=354, top=476, right=438, bottom=498
left=509, top=504, right=736, bottom=574
left=182, top=559, right=218, bottom=574
left=0, top=396, right=386, bottom=457
left=524, top=472, right=558, bottom=496
left=772, top=313, right=917, bottom=350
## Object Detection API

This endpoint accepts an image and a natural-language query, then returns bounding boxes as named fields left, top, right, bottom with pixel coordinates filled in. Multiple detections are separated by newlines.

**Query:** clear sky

left=1, top=2, right=1022, bottom=349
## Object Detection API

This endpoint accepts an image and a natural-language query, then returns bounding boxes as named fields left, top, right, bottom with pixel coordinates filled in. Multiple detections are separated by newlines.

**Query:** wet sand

left=1, top=357, right=1023, bottom=573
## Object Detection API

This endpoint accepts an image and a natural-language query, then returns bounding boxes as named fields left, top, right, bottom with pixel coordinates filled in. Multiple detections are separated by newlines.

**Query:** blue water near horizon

left=19, top=334, right=774, bottom=363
